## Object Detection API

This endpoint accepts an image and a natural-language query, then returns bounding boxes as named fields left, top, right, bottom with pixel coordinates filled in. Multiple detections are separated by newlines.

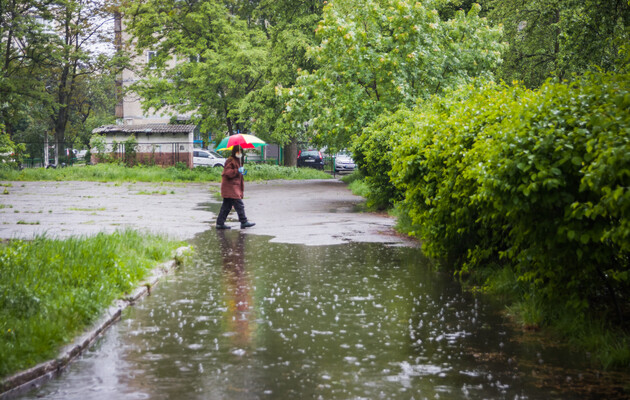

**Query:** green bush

left=351, top=108, right=414, bottom=210
left=388, top=71, right=630, bottom=337
left=391, top=81, right=524, bottom=267
left=380, top=71, right=630, bottom=366
left=467, top=72, right=630, bottom=319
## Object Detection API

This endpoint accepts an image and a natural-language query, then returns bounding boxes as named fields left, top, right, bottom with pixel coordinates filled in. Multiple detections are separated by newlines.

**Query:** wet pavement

left=0, top=180, right=405, bottom=245
left=2, top=179, right=629, bottom=399
left=12, top=231, right=630, bottom=400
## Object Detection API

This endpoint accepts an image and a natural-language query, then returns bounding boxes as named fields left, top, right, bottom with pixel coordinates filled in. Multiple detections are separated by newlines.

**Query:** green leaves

left=487, top=0, right=630, bottom=88
left=282, top=0, right=505, bottom=150
left=377, top=69, right=630, bottom=323
left=125, top=0, right=269, bottom=135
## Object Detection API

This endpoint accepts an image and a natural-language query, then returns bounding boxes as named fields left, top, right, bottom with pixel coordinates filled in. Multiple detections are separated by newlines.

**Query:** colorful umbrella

left=216, top=134, right=267, bottom=151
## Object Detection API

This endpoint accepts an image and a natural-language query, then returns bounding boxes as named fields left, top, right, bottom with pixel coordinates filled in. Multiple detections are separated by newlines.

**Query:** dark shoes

left=217, top=222, right=255, bottom=229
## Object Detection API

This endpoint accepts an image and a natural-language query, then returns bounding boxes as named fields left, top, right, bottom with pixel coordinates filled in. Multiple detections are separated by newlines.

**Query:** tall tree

left=281, top=0, right=505, bottom=151
left=45, top=0, right=117, bottom=162
left=0, top=0, right=55, bottom=137
left=124, top=0, right=267, bottom=137
left=486, top=0, right=630, bottom=87
left=239, top=0, right=324, bottom=165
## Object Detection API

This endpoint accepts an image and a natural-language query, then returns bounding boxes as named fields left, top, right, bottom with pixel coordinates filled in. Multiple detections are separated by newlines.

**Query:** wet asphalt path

left=0, top=179, right=408, bottom=246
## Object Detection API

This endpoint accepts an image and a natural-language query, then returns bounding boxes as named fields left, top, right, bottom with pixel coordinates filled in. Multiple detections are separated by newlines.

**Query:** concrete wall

left=94, top=132, right=195, bottom=168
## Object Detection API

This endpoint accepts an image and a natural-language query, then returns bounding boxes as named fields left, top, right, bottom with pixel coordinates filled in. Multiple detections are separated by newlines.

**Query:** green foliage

left=391, top=80, right=521, bottom=267
left=0, top=0, right=55, bottom=136
left=0, top=129, right=27, bottom=169
left=3, top=1, right=125, bottom=162
left=240, top=0, right=324, bottom=146
left=351, top=107, right=415, bottom=209
left=89, top=133, right=110, bottom=163
left=468, top=71, right=630, bottom=316
left=123, top=135, right=138, bottom=166
left=358, top=69, right=630, bottom=366
left=124, top=0, right=268, bottom=136
left=486, top=0, right=630, bottom=87
left=0, top=231, right=183, bottom=378
left=282, top=0, right=505, bottom=150
left=386, top=70, right=630, bottom=330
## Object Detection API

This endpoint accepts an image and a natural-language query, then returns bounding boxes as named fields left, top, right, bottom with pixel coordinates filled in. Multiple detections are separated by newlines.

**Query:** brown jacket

left=220, top=156, right=244, bottom=199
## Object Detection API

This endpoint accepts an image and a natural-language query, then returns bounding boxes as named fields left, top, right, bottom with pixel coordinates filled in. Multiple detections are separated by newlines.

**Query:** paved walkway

left=0, top=180, right=409, bottom=246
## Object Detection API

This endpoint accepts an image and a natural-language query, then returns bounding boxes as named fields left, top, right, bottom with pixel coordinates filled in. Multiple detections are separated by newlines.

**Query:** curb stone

left=0, top=246, right=192, bottom=399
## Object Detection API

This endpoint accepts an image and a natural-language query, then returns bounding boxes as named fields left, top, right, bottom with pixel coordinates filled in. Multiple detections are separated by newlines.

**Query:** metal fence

left=15, top=141, right=291, bottom=169
left=15, top=141, right=194, bottom=168
left=16, top=141, right=79, bottom=168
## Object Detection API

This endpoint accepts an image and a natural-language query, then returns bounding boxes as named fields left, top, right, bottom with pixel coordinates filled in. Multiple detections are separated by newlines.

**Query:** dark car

left=297, top=150, right=325, bottom=170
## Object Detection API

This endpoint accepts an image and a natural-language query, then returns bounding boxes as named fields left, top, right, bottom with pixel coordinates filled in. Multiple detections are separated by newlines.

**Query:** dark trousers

left=216, top=198, right=247, bottom=225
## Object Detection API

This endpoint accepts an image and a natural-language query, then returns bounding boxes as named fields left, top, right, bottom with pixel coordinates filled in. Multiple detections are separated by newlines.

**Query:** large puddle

left=15, top=230, right=628, bottom=399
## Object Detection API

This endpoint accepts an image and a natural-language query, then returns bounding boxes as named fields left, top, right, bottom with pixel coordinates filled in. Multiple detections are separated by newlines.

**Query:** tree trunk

left=283, top=137, right=297, bottom=167
left=226, top=117, right=234, bottom=135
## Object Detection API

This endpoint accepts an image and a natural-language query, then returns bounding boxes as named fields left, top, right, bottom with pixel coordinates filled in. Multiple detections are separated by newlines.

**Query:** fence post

left=44, top=134, right=49, bottom=167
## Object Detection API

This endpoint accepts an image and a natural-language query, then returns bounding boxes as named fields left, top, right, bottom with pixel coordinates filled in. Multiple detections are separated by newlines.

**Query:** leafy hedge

left=351, top=108, right=414, bottom=209
left=392, top=81, right=523, bottom=268
left=353, top=70, right=630, bottom=336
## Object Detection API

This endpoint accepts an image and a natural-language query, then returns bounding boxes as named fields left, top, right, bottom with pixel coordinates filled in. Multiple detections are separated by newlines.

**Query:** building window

left=147, top=51, right=157, bottom=69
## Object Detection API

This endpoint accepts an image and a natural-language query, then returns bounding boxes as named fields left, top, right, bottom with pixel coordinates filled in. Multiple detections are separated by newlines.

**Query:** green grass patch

left=0, top=163, right=331, bottom=183
left=340, top=172, right=380, bottom=213
left=134, top=190, right=169, bottom=195
left=347, top=179, right=371, bottom=199
left=482, top=267, right=630, bottom=369
left=340, top=170, right=362, bottom=184
left=0, top=230, right=184, bottom=378
left=245, top=164, right=330, bottom=180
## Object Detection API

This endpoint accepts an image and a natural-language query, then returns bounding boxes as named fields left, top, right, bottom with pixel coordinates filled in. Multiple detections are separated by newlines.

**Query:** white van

left=193, top=150, right=226, bottom=168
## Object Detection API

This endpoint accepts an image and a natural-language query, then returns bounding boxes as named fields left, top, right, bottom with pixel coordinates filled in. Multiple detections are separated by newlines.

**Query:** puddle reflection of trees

left=217, top=230, right=256, bottom=350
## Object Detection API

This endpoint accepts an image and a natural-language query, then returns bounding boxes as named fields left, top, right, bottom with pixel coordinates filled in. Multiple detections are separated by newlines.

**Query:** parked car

left=193, top=150, right=226, bottom=167
left=334, top=152, right=355, bottom=173
left=297, top=149, right=324, bottom=170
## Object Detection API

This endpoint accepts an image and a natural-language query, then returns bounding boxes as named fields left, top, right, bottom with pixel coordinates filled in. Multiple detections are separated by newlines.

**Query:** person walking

left=216, top=144, right=256, bottom=230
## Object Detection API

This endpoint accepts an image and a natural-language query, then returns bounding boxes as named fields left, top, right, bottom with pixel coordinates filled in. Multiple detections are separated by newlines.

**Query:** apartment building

left=92, top=10, right=197, bottom=167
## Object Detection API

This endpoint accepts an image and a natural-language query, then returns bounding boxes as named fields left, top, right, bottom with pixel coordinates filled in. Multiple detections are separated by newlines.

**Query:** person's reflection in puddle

left=217, top=229, right=255, bottom=350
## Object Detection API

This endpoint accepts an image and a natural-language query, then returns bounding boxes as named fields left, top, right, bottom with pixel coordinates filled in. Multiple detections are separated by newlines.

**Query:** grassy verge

left=483, top=267, right=630, bottom=369
left=341, top=171, right=630, bottom=369
left=0, top=230, right=184, bottom=379
left=341, top=171, right=372, bottom=202
left=0, top=163, right=330, bottom=182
